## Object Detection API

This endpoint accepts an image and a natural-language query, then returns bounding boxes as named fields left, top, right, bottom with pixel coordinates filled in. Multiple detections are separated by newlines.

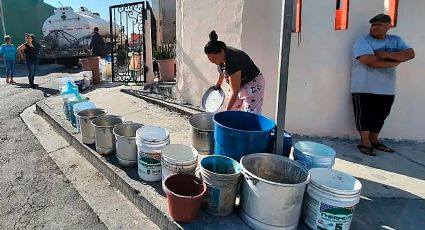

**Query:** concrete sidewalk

left=35, top=83, right=425, bottom=230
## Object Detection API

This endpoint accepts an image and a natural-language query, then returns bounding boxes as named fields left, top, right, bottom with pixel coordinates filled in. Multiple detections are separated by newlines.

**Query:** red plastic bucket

left=164, top=174, right=207, bottom=222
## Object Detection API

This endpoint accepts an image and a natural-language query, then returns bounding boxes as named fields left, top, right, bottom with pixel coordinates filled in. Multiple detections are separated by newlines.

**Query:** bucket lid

left=161, top=144, right=197, bottom=165
left=136, top=126, right=170, bottom=143
left=309, top=168, right=362, bottom=195
left=294, top=141, right=336, bottom=159
left=201, top=86, right=225, bottom=113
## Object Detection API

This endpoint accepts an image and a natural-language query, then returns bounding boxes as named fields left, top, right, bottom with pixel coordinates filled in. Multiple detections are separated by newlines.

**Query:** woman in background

left=1, top=35, right=17, bottom=84
left=18, top=34, right=39, bottom=88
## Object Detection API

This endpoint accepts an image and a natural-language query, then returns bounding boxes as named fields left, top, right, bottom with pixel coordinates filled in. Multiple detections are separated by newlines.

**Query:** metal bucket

left=240, top=153, right=310, bottom=230
left=92, top=115, right=125, bottom=155
left=113, top=123, right=144, bottom=167
left=76, top=108, right=107, bottom=144
left=189, top=112, right=214, bottom=155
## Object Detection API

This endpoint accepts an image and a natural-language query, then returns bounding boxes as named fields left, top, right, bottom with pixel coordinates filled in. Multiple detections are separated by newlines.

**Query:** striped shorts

left=352, top=93, right=395, bottom=133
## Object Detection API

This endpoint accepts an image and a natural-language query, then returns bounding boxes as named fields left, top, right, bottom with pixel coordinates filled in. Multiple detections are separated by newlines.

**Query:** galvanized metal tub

left=113, top=123, right=144, bottom=167
left=92, top=115, right=125, bottom=155
left=189, top=112, right=214, bottom=155
left=240, top=153, right=310, bottom=230
left=76, top=108, right=107, bottom=144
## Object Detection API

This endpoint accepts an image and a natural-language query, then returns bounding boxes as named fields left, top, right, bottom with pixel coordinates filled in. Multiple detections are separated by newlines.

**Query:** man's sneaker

left=9, top=79, right=16, bottom=84
left=6, top=78, right=9, bottom=83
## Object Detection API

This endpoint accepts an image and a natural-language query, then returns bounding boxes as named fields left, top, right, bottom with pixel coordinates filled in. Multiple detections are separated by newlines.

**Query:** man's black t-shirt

left=217, top=46, right=260, bottom=87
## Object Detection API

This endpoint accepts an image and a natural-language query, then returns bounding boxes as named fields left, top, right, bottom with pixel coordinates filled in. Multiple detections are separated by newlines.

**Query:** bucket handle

left=241, top=171, right=259, bottom=186
left=199, top=131, right=210, bottom=136
left=241, top=170, right=260, bottom=196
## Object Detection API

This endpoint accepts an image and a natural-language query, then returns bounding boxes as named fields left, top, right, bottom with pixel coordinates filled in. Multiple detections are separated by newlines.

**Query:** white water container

left=161, top=144, right=198, bottom=191
left=303, top=168, right=362, bottom=230
left=136, top=126, right=170, bottom=182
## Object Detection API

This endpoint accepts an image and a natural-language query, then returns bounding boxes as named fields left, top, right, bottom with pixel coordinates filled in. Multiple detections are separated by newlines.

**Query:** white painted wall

left=176, top=0, right=425, bottom=141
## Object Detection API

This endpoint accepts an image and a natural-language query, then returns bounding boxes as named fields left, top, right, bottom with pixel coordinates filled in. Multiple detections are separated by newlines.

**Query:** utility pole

left=0, top=0, right=6, bottom=37
left=275, top=0, right=294, bottom=157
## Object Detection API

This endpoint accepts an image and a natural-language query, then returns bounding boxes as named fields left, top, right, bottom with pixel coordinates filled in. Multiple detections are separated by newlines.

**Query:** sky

left=44, top=0, right=152, bottom=20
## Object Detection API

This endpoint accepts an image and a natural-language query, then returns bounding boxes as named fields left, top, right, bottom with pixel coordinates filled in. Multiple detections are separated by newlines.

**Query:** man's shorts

left=352, top=93, right=395, bottom=133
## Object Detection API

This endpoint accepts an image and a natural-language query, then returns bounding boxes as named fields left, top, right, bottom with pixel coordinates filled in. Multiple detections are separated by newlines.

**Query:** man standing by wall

left=351, top=14, right=415, bottom=156
left=89, top=27, right=105, bottom=58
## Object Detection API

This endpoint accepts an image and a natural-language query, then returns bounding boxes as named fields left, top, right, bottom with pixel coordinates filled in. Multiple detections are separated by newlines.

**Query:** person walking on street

left=1, top=35, right=17, bottom=84
left=18, top=34, right=39, bottom=88
left=351, top=14, right=415, bottom=156
left=89, top=27, right=105, bottom=57
left=204, top=30, right=265, bottom=114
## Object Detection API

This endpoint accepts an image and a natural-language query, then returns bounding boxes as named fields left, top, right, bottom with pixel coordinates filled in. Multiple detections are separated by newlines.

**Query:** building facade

left=176, top=0, right=425, bottom=141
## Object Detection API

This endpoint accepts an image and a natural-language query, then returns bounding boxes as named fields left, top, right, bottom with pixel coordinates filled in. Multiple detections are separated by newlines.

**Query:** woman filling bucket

left=204, top=30, right=265, bottom=114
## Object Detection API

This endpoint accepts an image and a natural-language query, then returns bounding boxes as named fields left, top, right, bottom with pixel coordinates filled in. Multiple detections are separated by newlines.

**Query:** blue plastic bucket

left=293, top=141, right=336, bottom=169
left=213, top=111, right=276, bottom=161
left=200, top=155, right=241, bottom=216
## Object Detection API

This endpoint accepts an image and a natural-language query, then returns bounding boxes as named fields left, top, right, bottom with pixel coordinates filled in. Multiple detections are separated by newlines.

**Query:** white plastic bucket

left=161, top=144, right=198, bottom=191
left=137, top=155, right=162, bottom=182
left=136, top=126, right=170, bottom=182
left=200, top=155, right=241, bottom=216
left=293, top=141, right=336, bottom=169
left=303, top=168, right=362, bottom=230
left=73, top=101, right=96, bottom=132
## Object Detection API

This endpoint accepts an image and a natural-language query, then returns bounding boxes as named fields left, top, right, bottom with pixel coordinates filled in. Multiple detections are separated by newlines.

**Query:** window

left=386, top=0, right=399, bottom=27
left=292, top=0, right=302, bottom=33
left=335, top=0, right=349, bottom=30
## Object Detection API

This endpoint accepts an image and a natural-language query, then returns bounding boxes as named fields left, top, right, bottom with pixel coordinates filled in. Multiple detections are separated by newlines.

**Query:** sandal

left=372, top=142, right=394, bottom=153
left=357, top=145, right=376, bottom=156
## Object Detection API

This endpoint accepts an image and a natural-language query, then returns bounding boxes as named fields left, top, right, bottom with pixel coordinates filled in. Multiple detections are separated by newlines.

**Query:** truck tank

left=40, top=6, right=111, bottom=66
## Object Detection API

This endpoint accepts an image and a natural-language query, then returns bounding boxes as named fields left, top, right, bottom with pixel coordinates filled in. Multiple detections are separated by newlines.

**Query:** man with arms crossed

left=351, top=14, right=415, bottom=156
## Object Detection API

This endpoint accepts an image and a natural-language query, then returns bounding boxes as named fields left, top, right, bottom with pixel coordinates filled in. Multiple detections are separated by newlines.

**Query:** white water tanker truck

left=40, top=6, right=110, bottom=66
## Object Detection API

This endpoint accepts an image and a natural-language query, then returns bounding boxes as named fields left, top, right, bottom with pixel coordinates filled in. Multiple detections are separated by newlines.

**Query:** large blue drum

left=213, top=111, right=276, bottom=161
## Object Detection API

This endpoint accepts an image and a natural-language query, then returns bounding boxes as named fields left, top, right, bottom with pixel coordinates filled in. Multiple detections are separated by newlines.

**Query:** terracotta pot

left=157, top=59, right=175, bottom=82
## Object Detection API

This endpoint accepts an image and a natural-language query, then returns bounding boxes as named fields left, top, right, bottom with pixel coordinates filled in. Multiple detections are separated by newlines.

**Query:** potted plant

left=153, top=43, right=176, bottom=82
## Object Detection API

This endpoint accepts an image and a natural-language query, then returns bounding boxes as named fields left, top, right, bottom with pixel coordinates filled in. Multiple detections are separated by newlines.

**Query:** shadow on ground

left=13, top=82, right=59, bottom=97
left=292, top=135, right=425, bottom=181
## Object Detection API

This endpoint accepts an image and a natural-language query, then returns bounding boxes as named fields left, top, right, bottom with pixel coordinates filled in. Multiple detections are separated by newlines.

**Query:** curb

left=36, top=101, right=182, bottom=230
left=121, top=89, right=203, bottom=117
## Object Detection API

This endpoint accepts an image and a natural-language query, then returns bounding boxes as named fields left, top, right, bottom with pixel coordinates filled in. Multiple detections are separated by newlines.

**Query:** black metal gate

left=109, top=1, right=156, bottom=83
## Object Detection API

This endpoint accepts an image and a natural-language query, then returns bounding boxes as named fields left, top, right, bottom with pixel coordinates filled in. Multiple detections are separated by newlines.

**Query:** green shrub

left=153, top=43, right=176, bottom=60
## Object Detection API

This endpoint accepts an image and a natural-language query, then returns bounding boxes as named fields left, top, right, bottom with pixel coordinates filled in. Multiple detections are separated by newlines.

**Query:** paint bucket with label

left=293, top=141, right=336, bottom=169
left=200, top=155, right=241, bottom=216
left=303, top=168, right=362, bottom=230
left=136, top=126, right=170, bottom=181
left=161, top=144, right=198, bottom=191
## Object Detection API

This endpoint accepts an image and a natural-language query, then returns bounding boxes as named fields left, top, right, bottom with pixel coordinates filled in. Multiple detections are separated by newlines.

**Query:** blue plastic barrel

left=213, top=111, right=276, bottom=161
